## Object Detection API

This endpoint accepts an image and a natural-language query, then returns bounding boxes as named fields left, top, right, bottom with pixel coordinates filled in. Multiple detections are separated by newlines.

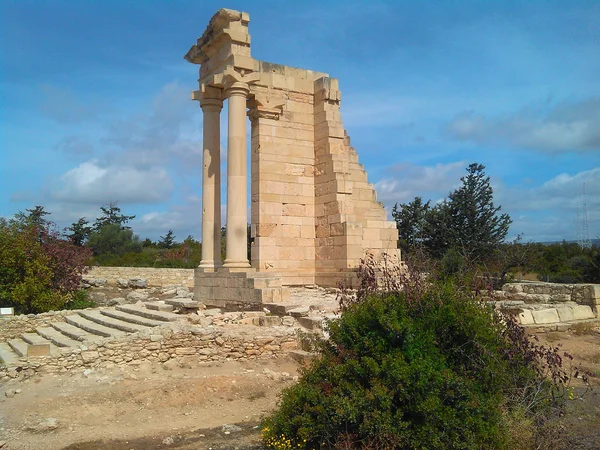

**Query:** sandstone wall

left=1, top=325, right=298, bottom=381
left=248, top=64, right=400, bottom=287
left=87, top=267, right=194, bottom=288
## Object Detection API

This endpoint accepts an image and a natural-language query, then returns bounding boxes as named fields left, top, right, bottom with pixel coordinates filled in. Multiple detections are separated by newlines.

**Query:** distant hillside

left=537, top=239, right=600, bottom=247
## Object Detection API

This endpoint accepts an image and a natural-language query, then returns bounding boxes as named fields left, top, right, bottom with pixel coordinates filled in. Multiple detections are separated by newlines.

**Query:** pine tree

left=94, top=202, right=135, bottom=231
left=66, top=218, right=92, bottom=246
left=158, top=229, right=176, bottom=249
left=392, top=197, right=430, bottom=252
left=446, top=163, right=512, bottom=262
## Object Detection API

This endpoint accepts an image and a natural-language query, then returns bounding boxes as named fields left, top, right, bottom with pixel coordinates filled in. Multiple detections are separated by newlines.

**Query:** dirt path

left=0, top=358, right=299, bottom=450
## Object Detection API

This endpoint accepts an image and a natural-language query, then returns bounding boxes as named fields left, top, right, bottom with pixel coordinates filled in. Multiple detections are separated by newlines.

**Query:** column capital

left=247, top=93, right=285, bottom=122
left=192, top=85, right=224, bottom=111
left=225, top=81, right=249, bottom=98
left=199, top=97, right=223, bottom=112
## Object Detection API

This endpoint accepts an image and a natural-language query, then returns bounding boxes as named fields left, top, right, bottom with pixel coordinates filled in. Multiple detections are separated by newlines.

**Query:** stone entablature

left=185, top=9, right=399, bottom=295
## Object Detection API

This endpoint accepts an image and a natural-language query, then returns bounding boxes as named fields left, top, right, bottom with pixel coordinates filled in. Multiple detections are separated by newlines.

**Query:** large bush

left=0, top=217, right=91, bottom=314
left=263, top=262, right=572, bottom=449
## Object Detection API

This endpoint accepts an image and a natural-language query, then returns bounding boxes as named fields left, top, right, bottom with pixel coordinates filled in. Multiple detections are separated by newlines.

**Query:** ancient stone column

left=199, top=94, right=223, bottom=268
left=223, top=81, right=251, bottom=268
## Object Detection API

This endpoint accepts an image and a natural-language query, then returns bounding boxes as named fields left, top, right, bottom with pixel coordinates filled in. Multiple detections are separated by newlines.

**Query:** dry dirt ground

left=0, top=357, right=300, bottom=450
left=1, top=330, right=600, bottom=450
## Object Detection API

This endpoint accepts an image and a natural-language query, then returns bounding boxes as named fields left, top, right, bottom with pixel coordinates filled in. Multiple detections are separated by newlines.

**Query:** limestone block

left=556, top=306, right=575, bottom=322
left=571, top=305, right=596, bottom=320
left=330, top=222, right=345, bottom=236
left=28, top=344, right=51, bottom=357
left=517, top=310, right=535, bottom=325
left=586, top=285, right=600, bottom=306
left=531, top=309, right=560, bottom=324
left=549, top=294, right=571, bottom=303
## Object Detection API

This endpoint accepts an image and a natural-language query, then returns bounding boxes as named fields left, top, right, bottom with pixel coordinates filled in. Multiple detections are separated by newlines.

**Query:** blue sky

left=1, top=0, right=598, bottom=243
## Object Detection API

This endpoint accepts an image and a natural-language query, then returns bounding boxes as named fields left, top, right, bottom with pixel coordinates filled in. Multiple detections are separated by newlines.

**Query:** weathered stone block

left=531, top=309, right=560, bottom=324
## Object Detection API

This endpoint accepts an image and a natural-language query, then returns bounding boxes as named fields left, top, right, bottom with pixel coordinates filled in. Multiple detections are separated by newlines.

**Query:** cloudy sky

left=1, top=0, right=598, bottom=243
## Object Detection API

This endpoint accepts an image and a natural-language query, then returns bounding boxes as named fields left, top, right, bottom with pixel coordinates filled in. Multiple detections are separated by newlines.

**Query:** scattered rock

left=107, top=297, right=126, bottom=306
left=281, top=316, right=296, bottom=327
left=129, top=278, right=148, bottom=289
left=175, top=287, right=189, bottom=297
left=82, top=277, right=107, bottom=288
left=288, top=306, right=310, bottom=317
left=222, top=424, right=243, bottom=434
left=162, top=436, right=175, bottom=445
left=127, top=291, right=149, bottom=302
left=116, top=278, right=129, bottom=289
left=4, top=390, right=15, bottom=398
left=27, top=417, right=59, bottom=433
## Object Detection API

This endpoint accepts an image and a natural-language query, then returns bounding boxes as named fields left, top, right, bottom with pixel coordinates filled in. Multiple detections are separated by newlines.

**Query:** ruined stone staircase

left=0, top=300, right=198, bottom=366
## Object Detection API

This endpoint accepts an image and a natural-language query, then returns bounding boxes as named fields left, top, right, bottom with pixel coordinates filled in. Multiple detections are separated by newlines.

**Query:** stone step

left=8, top=338, right=28, bottom=357
left=164, top=298, right=200, bottom=309
left=52, top=321, right=100, bottom=342
left=101, top=309, right=169, bottom=327
left=37, top=327, right=82, bottom=348
left=263, top=303, right=301, bottom=316
left=145, top=301, right=175, bottom=312
left=297, top=316, right=324, bottom=331
left=78, top=310, right=152, bottom=334
left=288, top=350, right=315, bottom=365
left=115, top=304, right=181, bottom=322
left=21, top=332, right=50, bottom=346
left=0, top=342, right=19, bottom=366
left=20, top=333, right=58, bottom=356
left=65, top=315, right=126, bottom=338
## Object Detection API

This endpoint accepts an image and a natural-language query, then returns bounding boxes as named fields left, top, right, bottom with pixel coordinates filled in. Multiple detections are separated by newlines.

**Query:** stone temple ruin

left=186, top=9, right=399, bottom=309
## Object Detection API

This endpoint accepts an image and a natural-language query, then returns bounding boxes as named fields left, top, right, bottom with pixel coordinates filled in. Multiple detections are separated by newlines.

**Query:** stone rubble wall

left=0, top=311, right=70, bottom=341
left=499, top=282, right=600, bottom=310
left=86, top=267, right=194, bottom=288
left=494, top=282, right=600, bottom=330
left=0, top=324, right=299, bottom=381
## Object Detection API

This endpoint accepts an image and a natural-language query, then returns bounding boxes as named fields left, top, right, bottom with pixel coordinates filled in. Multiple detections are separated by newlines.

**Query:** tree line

left=391, top=163, right=600, bottom=284
left=61, top=202, right=202, bottom=268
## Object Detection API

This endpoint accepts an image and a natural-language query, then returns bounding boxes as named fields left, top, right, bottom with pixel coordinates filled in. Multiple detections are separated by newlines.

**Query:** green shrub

left=264, top=272, right=567, bottom=449
left=64, top=290, right=95, bottom=310
left=0, top=217, right=91, bottom=314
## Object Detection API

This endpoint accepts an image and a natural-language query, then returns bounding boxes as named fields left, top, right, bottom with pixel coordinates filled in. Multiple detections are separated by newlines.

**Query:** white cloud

left=134, top=196, right=204, bottom=240
left=374, top=161, right=599, bottom=242
left=447, top=98, right=600, bottom=153
left=50, top=160, right=173, bottom=205
left=493, top=167, right=600, bottom=241
left=498, top=167, right=600, bottom=214
left=374, top=161, right=467, bottom=205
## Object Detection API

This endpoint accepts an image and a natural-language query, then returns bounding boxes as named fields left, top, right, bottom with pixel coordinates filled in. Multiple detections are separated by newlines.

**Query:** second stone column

left=223, top=81, right=251, bottom=268
left=198, top=92, right=223, bottom=268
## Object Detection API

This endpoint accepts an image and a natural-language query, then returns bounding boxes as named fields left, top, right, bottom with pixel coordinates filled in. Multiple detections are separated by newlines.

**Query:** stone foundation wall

left=1, top=325, right=299, bottom=381
left=0, top=311, right=70, bottom=341
left=87, top=267, right=194, bottom=288
left=501, top=282, right=600, bottom=311
left=195, top=269, right=291, bottom=309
